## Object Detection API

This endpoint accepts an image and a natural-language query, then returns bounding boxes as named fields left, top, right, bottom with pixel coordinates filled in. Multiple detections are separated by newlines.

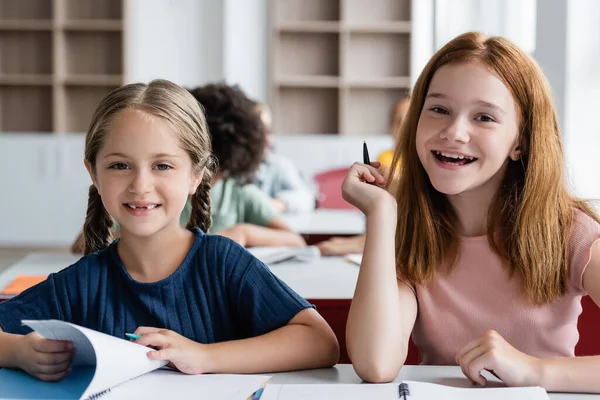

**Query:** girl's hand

left=341, top=161, right=395, bottom=216
left=133, top=327, right=211, bottom=374
left=16, top=332, right=74, bottom=382
left=456, top=330, right=542, bottom=387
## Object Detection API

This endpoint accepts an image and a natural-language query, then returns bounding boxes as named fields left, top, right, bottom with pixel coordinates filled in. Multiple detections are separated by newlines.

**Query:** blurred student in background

left=316, top=96, right=410, bottom=256
left=187, top=84, right=305, bottom=248
left=254, top=102, right=316, bottom=213
left=376, top=96, right=410, bottom=175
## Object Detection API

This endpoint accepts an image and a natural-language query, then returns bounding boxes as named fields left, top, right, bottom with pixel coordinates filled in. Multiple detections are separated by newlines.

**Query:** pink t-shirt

left=411, top=210, right=600, bottom=365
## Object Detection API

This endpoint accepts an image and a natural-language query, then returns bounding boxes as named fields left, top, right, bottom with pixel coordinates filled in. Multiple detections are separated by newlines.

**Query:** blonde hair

left=388, top=32, right=599, bottom=304
left=83, top=79, right=215, bottom=254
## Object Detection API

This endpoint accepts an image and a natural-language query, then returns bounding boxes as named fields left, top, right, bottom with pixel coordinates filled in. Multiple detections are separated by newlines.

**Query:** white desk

left=282, top=209, right=365, bottom=235
left=269, top=365, right=595, bottom=399
left=0, top=253, right=357, bottom=301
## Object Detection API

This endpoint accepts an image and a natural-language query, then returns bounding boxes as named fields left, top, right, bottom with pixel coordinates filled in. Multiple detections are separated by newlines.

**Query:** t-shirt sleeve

left=0, top=274, right=66, bottom=334
left=223, top=242, right=313, bottom=337
left=240, top=183, right=278, bottom=227
left=568, top=209, right=600, bottom=294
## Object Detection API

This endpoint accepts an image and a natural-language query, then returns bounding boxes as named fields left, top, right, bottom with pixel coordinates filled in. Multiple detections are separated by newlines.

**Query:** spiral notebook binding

left=87, top=388, right=111, bottom=399
left=398, top=382, right=410, bottom=399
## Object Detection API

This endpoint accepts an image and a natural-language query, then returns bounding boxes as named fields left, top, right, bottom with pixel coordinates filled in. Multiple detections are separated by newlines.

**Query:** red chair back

left=576, top=295, right=600, bottom=356
left=313, top=167, right=356, bottom=210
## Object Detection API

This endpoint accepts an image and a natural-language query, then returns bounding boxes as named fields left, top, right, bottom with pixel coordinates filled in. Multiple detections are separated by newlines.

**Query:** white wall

left=124, top=0, right=224, bottom=87
left=563, top=0, right=600, bottom=200
left=222, top=0, right=269, bottom=102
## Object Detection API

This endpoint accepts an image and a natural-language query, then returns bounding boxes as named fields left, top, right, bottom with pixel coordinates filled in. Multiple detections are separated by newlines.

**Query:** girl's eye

left=155, top=164, right=172, bottom=171
left=476, top=114, right=495, bottom=123
left=110, top=163, right=129, bottom=170
left=430, top=107, right=449, bottom=115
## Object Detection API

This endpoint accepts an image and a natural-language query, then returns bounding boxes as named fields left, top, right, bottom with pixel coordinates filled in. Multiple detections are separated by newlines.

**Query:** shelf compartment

left=345, top=76, right=410, bottom=88
left=0, top=0, right=52, bottom=20
left=62, top=20, right=123, bottom=32
left=0, top=31, right=52, bottom=74
left=63, top=85, right=117, bottom=133
left=0, top=74, right=52, bottom=85
left=64, top=31, right=122, bottom=75
left=345, top=0, right=411, bottom=23
left=278, top=32, right=339, bottom=76
left=277, top=21, right=340, bottom=33
left=0, top=20, right=53, bottom=30
left=345, top=89, right=405, bottom=136
left=62, top=74, right=122, bottom=86
left=346, top=33, right=410, bottom=79
left=344, top=21, right=412, bottom=33
left=277, top=75, right=340, bottom=88
left=64, top=0, right=122, bottom=20
left=277, top=0, right=339, bottom=22
left=0, top=85, right=52, bottom=132
left=278, top=88, right=338, bottom=134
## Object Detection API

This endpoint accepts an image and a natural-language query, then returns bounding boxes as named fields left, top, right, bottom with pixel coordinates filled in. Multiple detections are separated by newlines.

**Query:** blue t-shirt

left=0, top=229, right=312, bottom=342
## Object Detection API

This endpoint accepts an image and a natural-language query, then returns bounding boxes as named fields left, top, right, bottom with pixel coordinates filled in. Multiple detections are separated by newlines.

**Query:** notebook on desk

left=0, top=320, right=269, bottom=399
left=260, top=381, right=550, bottom=400
left=248, top=246, right=320, bottom=265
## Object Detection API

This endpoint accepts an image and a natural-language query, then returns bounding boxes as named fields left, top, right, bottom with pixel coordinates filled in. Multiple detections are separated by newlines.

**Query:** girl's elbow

left=313, top=329, right=340, bottom=367
left=354, top=361, right=403, bottom=383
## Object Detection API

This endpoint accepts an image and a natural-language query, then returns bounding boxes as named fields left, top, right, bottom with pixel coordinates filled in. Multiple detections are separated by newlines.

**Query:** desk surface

left=282, top=209, right=365, bottom=235
left=269, top=365, right=595, bottom=399
left=0, top=253, right=358, bottom=300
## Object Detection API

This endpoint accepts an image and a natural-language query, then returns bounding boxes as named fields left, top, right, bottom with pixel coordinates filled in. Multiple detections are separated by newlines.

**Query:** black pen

left=363, top=141, right=371, bottom=165
left=363, top=141, right=374, bottom=185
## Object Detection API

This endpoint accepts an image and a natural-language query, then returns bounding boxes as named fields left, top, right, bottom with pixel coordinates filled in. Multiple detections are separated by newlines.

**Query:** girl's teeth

left=127, top=204, right=157, bottom=210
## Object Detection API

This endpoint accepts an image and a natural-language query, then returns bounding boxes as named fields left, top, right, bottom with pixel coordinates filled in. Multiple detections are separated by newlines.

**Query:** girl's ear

left=84, top=160, right=100, bottom=193
left=189, top=167, right=205, bottom=195
left=510, top=139, right=528, bottom=161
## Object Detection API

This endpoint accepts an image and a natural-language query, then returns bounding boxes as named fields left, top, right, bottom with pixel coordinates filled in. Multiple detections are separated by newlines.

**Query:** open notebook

left=248, top=246, right=320, bottom=265
left=0, top=320, right=269, bottom=399
left=260, top=381, right=550, bottom=400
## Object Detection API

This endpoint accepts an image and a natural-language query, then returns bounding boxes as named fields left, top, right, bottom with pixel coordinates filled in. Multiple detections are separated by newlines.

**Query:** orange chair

left=313, top=167, right=356, bottom=210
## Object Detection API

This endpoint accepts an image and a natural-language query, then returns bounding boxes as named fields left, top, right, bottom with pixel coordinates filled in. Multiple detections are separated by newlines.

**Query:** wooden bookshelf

left=0, top=0, right=123, bottom=133
left=270, top=0, right=412, bottom=136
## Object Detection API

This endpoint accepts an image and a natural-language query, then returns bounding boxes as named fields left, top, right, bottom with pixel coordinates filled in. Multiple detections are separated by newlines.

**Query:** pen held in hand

left=125, top=333, right=140, bottom=341
left=363, top=141, right=374, bottom=185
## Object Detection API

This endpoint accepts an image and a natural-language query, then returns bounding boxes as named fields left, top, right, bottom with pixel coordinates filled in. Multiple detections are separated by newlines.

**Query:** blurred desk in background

left=282, top=209, right=365, bottom=245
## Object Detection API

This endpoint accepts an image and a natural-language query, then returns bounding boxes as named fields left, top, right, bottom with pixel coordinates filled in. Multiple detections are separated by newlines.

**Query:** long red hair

left=388, top=32, right=599, bottom=304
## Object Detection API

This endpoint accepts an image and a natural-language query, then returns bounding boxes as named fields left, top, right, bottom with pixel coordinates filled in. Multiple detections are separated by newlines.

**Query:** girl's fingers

left=33, top=338, right=73, bottom=353
left=135, top=332, right=169, bottom=348
left=133, top=326, right=163, bottom=336
left=456, top=336, right=485, bottom=363
left=33, top=359, right=72, bottom=375
left=457, top=345, right=488, bottom=385
left=147, top=348, right=173, bottom=361
left=36, top=350, right=73, bottom=366
left=35, top=370, right=70, bottom=382
left=464, top=352, right=492, bottom=387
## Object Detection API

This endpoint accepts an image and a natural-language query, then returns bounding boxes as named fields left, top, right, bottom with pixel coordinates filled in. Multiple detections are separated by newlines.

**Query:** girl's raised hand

left=16, top=332, right=74, bottom=381
left=132, top=327, right=211, bottom=374
left=456, top=330, right=542, bottom=388
left=341, top=161, right=395, bottom=216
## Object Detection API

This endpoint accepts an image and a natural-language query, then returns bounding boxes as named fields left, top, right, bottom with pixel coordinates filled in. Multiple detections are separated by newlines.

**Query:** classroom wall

left=125, top=0, right=224, bottom=87
left=0, top=0, right=597, bottom=247
left=533, top=0, right=600, bottom=200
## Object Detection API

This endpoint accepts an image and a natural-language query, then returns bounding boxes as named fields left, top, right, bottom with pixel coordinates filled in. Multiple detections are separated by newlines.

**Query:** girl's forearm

left=201, top=315, right=338, bottom=373
left=241, top=224, right=306, bottom=247
left=538, top=355, right=600, bottom=393
left=0, top=331, right=23, bottom=369
left=346, top=202, right=415, bottom=382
